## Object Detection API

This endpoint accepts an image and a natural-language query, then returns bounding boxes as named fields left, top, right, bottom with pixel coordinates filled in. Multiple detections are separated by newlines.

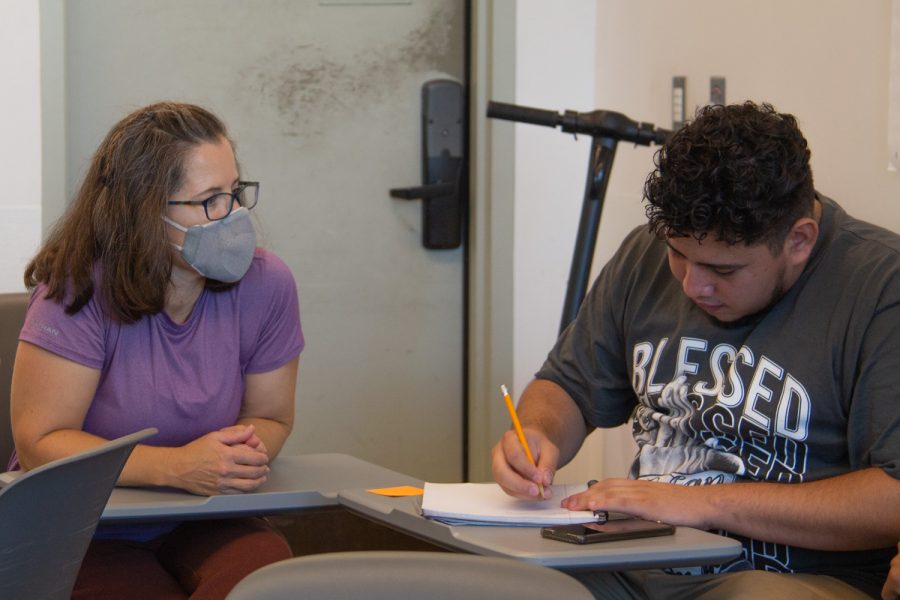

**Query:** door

left=62, top=0, right=467, bottom=482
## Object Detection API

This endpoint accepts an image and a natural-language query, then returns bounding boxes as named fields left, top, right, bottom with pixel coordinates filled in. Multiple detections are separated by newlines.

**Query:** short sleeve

left=241, top=251, right=304, bottom=374
left=846, top=282, right=900, bottom=480
left=18, top=285, right=107, bottom=370
left=536, top=228, right=645, bottom=428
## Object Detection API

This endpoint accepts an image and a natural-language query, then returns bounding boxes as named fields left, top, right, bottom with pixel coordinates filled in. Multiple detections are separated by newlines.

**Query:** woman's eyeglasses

left=167, top=181, right=259, bottom=221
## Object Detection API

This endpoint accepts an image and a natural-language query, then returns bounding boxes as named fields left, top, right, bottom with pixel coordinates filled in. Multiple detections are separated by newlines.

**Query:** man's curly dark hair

left=643, top=101, right=815, bottom=250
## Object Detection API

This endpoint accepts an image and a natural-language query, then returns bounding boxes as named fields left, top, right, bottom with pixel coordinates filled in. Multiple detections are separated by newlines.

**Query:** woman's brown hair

left=25, top=102, right=232, bottom=323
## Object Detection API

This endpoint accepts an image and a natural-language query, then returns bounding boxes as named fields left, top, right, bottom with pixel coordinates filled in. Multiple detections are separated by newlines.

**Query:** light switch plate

left=672, top=76, right=686, bottom=130
left=710, top=77, right=726, bottom=105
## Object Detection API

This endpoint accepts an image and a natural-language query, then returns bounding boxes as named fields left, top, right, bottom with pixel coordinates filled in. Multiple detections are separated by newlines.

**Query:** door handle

left=390, top=79, right=465, bottom=250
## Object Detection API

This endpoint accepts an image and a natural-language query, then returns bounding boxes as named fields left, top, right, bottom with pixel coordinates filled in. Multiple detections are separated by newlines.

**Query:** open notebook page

left=421, top=482, right=600, bottom=526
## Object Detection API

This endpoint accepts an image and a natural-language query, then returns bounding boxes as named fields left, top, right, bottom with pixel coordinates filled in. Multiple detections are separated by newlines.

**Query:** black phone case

left=540, top=520, right=675, bottom=545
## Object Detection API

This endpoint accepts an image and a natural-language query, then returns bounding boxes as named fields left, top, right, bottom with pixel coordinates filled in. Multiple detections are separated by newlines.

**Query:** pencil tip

left=500, top=384, right=509, bottom=395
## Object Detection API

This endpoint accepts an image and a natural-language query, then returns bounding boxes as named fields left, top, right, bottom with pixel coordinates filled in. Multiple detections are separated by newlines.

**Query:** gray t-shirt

left=537, top=196, right=899, bottom=592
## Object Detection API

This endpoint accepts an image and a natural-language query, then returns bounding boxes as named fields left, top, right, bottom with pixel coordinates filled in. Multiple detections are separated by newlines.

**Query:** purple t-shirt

left=14, top=248, right=304, bottom=462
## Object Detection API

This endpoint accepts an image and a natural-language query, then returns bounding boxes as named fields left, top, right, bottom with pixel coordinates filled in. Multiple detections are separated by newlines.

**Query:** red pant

left=73, top=517, right=292, bottom=600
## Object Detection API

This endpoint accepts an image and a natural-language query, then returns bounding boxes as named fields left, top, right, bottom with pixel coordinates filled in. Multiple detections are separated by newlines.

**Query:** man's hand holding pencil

left=493, top=384, right=557, bottom=501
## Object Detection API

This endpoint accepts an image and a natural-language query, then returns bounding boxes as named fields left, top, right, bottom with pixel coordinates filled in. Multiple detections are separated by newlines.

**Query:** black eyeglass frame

left=167, top=181, right=259, bottom=221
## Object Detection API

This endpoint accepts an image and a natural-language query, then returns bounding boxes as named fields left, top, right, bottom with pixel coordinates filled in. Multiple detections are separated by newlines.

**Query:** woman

left=10, top=102, right=303, bottom=598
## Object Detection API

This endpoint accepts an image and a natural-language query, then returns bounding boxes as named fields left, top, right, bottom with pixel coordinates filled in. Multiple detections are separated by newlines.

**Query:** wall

left=0, top=1, right=42, bottom=293
left=509, top=0, right=602, bottom=483
left=512, top=0, right=596, bottom=393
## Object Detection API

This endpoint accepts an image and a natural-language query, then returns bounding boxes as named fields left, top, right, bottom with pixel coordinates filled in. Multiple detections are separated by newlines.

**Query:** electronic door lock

left=390, top=79, right=465, bottom=250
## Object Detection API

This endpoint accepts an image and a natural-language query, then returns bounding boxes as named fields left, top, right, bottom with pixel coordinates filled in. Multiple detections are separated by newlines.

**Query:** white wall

left=512, top=0, right=595, bottom=392
left=510, top=0, right=603, bottom=483
left=0, top=1, right=43, bottom=293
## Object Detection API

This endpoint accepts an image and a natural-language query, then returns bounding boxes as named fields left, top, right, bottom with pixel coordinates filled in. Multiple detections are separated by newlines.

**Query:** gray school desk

left=338, top=486, right=743, bottom=571
left=100, top=453, right=420, bottom=522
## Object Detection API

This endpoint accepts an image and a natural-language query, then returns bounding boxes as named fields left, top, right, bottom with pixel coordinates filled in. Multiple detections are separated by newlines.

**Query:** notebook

left=421, top=482, right=600, bottom=526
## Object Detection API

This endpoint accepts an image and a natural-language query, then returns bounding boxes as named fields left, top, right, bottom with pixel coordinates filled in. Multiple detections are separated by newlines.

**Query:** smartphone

left=540, top=518, right=675, bottom=544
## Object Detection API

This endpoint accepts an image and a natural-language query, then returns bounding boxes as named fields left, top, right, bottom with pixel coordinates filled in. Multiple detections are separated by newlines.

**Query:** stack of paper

left=421, top=482, right=600, bottom=526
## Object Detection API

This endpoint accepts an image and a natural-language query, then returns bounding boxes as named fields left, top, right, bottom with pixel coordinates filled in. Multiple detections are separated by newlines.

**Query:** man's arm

left=562, top=467, right=900, bottom=550
left=492, top=379, right=592, bottom=499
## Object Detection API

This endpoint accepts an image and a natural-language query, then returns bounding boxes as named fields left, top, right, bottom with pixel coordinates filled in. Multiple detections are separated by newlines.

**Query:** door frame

left=466, top=0, right=516, bottom=482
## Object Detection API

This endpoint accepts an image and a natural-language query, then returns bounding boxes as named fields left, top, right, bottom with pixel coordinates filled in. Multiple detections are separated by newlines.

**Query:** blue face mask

left=162, top=207, right=257, bottom=282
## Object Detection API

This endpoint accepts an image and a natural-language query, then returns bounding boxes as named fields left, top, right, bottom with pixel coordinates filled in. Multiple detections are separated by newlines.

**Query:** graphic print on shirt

left=630, top=336, right=812, bottom=572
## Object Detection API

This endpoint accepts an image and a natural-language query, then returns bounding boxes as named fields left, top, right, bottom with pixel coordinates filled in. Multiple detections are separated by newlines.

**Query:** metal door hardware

left=390, top=79, right=465, bottom=250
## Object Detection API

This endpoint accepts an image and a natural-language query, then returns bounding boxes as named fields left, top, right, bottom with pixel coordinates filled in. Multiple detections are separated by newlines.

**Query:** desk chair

left=0, top=292, right=29, bottom=466
left=225, top=550, right=595, bottom=600
left=0, top=427, right=156, bottom=600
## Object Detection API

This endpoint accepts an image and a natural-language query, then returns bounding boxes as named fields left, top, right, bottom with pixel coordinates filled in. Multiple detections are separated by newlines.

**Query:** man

left=493, top=102, right=900, bottom=598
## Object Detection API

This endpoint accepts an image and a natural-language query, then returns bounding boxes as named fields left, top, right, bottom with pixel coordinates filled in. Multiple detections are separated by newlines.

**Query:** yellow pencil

left=500, top=384, right=545, bottom=498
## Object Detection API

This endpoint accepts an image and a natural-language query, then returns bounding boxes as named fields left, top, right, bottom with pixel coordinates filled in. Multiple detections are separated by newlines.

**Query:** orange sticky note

left=367, top=485, right=424, bottom=497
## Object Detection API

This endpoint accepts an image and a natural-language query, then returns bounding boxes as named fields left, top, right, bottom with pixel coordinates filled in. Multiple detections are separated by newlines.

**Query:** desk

left=101, top=453, right=419, bottom=523
left=339, top=487, right=743, bottom=570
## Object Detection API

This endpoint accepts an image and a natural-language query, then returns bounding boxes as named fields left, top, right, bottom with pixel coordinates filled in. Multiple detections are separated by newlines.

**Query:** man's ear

left=783, top=216, right=819, bottom=266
